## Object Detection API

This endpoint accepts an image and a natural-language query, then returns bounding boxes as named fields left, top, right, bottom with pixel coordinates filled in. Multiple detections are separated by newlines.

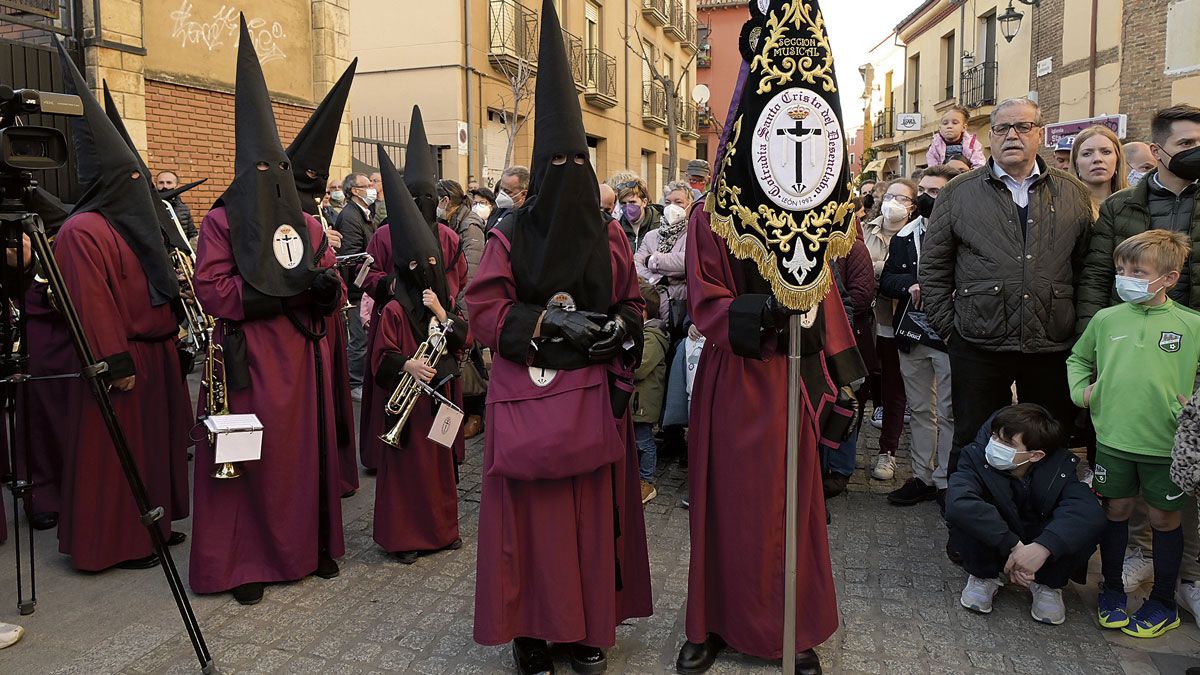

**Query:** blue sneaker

left=1097, top=588, right=1129, bottom=628
left=1122, top=599, right=1181, bottom=638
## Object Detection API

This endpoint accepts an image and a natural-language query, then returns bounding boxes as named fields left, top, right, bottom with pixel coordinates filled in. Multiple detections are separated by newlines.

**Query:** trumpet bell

left=212, top=462, right=241, bottom=479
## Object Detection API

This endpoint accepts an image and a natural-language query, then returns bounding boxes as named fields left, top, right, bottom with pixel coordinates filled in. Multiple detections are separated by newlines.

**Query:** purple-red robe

left=370, top=301, right=463, bottom=552
left=684, top=210, right=860, bottom=658
left=329, top=310, right=359, bottom=495
left=358, top=223, right=467, bottom=471
left=53, top=212, right=192, bottom=571
left=466, top=220, right=653, bottom=648
left=188, top=208, right=346, bottom=594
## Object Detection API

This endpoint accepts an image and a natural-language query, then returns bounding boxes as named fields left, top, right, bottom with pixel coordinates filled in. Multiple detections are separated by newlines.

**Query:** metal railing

left=488, top=0, right=538, bottom=72
left=642, top=0, right=668, bottom=26
left=961, top=61, right=998, bottom=109
left=642, top=80, right=667, bottom=127
left=562, top=28, right=584, bottom=88
left=683, top=11, right=698, bottom=51
left=666, top=1, right=686, bottom=41
left=584, top=48, right=617, bottom=106
left=872, top=107, right=894, bottom=141
left=697, top=22, right=711, bottom=67
left=679, top=100, right=698, bottom=138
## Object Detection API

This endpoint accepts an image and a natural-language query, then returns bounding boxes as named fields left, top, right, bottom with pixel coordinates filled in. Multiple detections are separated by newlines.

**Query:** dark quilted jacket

left=1075, top=170, right=1200, bottom=331
left=919, top=158, right=1094, bottom=353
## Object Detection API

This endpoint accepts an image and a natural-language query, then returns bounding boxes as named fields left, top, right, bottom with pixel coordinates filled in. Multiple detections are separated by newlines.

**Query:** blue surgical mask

left=1115, top=274, right=1164, bottom=304
left=985, top=437, right=1029, bottom=471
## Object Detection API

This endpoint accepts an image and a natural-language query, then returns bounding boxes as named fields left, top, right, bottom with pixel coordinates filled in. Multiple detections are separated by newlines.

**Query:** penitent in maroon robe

left=358, top=222, right=466, bottom=471
left=684, top=209, right=862, bottom=658
left=370, top=301, right=463, bottom=552
left=188, top=207, right=346, bottom=593
left=329, top=309, right=359, bottom=495
left=467, top=219, right=653, bottom=648
left=53, top=211, right=192, bottom=571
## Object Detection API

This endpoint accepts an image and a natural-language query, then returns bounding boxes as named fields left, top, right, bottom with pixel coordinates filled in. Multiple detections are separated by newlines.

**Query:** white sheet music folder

left=204, top=414, right=264, bottom=463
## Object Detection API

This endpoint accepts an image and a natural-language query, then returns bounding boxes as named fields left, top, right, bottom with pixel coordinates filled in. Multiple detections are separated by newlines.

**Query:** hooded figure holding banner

left=465, top=2, right=652, bottom=673
left=679, top=2, right=865, bottom=673
left=188, top=16, right=346, bottom=606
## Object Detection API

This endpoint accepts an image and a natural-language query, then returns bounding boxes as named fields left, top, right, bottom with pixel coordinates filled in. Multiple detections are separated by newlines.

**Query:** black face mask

left=600, top=208, right=613, bottom=223
left=1164, top=146, right=1200, bottom=181
left=862, top=193, right=875, bottom=211
left=915, top=193, right=936, bottom=219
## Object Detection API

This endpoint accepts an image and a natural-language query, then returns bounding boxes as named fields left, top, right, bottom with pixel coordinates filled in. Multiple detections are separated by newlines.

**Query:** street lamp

left=999, top=0, right=1041, bottom=43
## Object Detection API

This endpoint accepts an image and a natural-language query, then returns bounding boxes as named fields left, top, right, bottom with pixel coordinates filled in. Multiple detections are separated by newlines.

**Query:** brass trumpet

left=173, top=250, right=211, bottom=361
left=379, top=318, right=448, bottom=448
left=204, top=336, right=240, bottom=479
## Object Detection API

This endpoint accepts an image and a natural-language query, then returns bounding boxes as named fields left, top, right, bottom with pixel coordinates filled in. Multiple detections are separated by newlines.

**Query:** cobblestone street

left=2, top=410, right=1200, bottom=673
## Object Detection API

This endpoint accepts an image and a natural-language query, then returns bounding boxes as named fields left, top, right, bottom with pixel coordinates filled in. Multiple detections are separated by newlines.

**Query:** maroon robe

left=329, top=310, right=359, bottom=495
left=53, top=212, right=192, bottom=571
left=467, top=220, right=653, bottom=648
left=188, top=207, right=346, bottom=594
left=684, top=210, right=859, bottom=658
left=370, top=301, right=461, bottom=552
left=358, top=222, right=467, bottom=471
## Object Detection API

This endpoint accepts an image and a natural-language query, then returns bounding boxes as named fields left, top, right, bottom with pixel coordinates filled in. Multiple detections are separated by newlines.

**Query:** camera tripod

left=0, top=179, right=214, bottom=673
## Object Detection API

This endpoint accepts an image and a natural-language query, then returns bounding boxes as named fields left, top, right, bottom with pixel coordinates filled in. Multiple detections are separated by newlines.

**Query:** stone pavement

left=1, top=408, right=1199, bottom=673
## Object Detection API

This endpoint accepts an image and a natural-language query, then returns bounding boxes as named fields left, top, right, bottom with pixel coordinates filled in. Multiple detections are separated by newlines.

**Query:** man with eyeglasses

left=488, top=165, right=530, bottom=231
left=920, top=97, right=1094, bottom=500
left=334, top=173, right=378, bottom=398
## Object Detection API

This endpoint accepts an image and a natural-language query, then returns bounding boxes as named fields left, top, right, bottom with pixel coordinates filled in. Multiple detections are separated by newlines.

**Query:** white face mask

left=362, top=188, right=378, bottom=206
left=1115, top=274, right=1164, bottom=304
left=472, top=202, right=492, bottom=220
left=984, top=437, right=1030, bottom=471
left=436, top=205, right=448, bottom=220
left=1126, top=169, right=1147, bottom=186
left=663, top=203, right=687, bottom=226
left=496, top=191, right=515, bottom=209
left=881, top=200, right=910, bottom=223
left=330, top=190, right=344, bottom=203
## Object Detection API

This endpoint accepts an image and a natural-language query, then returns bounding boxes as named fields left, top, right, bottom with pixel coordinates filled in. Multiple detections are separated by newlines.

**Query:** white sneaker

left=960, top=575, right=1003, bottom=614
left=870, top=406, right=884, bottom=429
left=1029, top=582, right=1066, bottom=625
left=1177, top=580, right=1200, bottom=623
left=871, top=453, right=896, bottom=480
left=1122, top=548, right=1154, bottom=592
left=0, top=622, right=23, bottom=649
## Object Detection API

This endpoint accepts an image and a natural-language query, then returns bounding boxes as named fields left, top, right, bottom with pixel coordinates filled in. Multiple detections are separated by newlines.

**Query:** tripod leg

left=23, top=215, right=214, bottom=673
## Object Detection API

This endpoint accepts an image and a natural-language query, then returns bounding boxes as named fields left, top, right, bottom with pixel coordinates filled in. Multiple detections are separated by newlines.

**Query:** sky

left=819, top=0, right=927, bottom=131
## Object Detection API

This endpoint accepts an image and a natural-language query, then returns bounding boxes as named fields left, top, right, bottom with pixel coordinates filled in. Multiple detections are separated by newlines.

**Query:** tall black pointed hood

left=403, top=106, right=439, bottom=230
left=377, top=144, right=448, bottom=339
left=287, top=58, right=357, bottom=216
left=101, top=82, right=190, bottom=253
left=159, top=178, right=207, bottom=203
left=55, top=39, right=179, bottom=306
left=507, top=0, right=610, bottom=313
left=216, top=14, right=318, bottom=297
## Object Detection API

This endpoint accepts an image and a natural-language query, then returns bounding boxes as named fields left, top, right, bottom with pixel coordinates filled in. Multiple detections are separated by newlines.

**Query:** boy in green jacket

left=1068, top=229, right=1200, bottom=638
left=633, top=283, right=670, bottom=504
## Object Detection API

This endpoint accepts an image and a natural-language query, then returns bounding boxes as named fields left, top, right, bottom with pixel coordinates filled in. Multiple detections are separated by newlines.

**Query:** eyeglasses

left=990, top=122, right=1039, bottom=136
left=881, top=193, right=913, bottom=204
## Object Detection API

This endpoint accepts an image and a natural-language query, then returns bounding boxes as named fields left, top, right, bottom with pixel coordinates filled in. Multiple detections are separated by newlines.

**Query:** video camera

left=0, top=84, right=82, bottom=173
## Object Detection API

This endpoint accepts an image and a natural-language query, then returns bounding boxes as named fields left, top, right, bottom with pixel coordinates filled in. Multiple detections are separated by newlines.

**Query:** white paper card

left=427, top=404, right=464, bottom=449
left=204, top=414, right=264, bottom=463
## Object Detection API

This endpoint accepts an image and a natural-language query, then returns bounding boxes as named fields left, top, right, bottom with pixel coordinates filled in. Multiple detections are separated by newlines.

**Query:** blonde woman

left=1070, top=125, right=1129, bottom=217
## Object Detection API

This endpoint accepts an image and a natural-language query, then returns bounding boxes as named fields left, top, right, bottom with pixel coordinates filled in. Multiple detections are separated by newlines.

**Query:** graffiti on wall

left=169, top=0, right=287, bottom=65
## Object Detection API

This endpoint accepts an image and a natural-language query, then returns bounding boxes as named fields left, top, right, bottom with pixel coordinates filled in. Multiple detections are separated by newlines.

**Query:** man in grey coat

left=920, top=97, right=1094, bottom=476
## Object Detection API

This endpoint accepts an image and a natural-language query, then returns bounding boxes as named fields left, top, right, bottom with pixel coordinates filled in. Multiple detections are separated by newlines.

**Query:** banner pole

left=783, top=312, right=802, bottom=674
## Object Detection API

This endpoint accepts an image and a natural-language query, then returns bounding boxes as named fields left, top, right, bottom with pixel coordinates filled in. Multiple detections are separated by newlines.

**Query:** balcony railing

left=679, top=100, right=699, bottom=139
left=642, top=0, right=668, bottom=26
left=681, top=11, right=698, bottom=52
left=872, top=107, right=894, bottom=142
left=961, top=61, right=998, bottom=109
left=697, top=103, right=715, bottom=131
left=697, top=23, right=711, bottom=67
left=488, top=0, right=538, bottom=74
left=562, top=28, right=585, bottom=91
left=666, top=1, right=686, bottom=41
left=642, top=80, right=667, bottom=128
left=584, top=48, right=618, bottom=109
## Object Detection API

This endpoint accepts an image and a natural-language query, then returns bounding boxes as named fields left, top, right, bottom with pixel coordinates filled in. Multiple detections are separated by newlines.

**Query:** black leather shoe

left=315, top=552, right=339, bottom=579
left=341, top=489, right=357, bottom=498
left=676, top=634, right=725, bottom=674
left=114, top=554, right=160, bottom=570
left=364, top=468, right=378, bottom=476
left=796, top=648, right=822, bottom=675
left=569, top=644, right=606, bottom=674
left=512, top=637, right=553, bottom=674
left=29, top=512, right=58, bottom=530
left=395, top=551, right=419, bottom=565
left=231, top=582, right=264, bottom=605
left=167, top=531, right=187, bottom=546
left=444, top=538, right=463, bottom=551
left=946, top=539, right=963, bottom=566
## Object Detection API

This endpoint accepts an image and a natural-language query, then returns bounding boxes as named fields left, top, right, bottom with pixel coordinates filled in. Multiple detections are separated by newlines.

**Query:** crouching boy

left=946, top=404, right=1106, bottom=625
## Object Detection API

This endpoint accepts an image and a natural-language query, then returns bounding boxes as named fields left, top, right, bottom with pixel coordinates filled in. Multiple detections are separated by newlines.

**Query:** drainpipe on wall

left=1088, top=0, right=1097, bottom=117
left=624, top=0, right=630, bottom=170
left=464, top=0, right=473, bottom=182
